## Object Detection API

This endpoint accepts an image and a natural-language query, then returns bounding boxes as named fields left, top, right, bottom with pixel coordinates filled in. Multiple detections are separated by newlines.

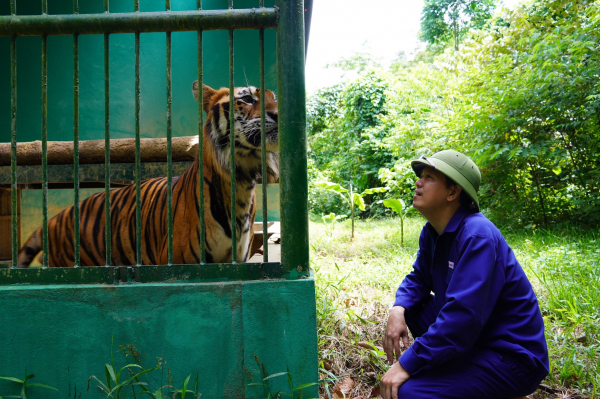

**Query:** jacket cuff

left=399, top=345, right=427, bottom=376
left=393, top=296, right=412, bottom=310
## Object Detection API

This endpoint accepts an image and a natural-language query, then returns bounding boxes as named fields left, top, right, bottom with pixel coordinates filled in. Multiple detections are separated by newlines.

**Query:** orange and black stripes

left=17, top=82, right=279, bottom=268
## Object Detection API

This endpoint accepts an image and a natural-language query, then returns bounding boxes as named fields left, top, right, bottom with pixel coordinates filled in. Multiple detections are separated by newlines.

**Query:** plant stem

left=350, top=183, right=355, bottom=240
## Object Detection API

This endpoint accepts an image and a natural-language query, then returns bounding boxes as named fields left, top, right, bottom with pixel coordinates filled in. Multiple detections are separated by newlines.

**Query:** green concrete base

left=0, top=279, right=318, bottom=399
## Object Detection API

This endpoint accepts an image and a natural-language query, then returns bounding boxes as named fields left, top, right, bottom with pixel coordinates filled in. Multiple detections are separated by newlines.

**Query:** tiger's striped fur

left=16, top=81, right=278, bottom=267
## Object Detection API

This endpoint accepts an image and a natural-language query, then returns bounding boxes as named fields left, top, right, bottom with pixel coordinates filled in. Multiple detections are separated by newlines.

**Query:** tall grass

left=311, top=216, right=600, bottom=398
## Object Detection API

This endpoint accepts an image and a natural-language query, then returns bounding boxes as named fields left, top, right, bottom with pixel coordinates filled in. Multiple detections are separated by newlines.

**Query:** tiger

left=16, top=81, right=279, bottom=267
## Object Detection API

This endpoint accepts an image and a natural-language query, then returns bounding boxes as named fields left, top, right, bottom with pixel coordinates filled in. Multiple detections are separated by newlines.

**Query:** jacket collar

left=426, top=206, right=474, bottom=237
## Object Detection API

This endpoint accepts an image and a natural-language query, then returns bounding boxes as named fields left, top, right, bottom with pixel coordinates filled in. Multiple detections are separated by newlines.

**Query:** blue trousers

left=400, top=296, right=542, bottom=399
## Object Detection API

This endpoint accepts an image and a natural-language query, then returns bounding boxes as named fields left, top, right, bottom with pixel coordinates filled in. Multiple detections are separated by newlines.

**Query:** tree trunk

left=0, top=136, right=199, bottom=166
left=528, top=161, right=549, bottom=226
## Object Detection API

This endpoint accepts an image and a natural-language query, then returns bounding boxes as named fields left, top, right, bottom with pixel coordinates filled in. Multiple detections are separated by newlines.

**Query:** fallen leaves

left=332, top=377, right=355, bottom=399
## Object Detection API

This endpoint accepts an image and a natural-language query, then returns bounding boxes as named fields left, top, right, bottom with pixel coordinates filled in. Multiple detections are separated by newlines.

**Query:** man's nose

left=415, top=178, right=423, bottom=187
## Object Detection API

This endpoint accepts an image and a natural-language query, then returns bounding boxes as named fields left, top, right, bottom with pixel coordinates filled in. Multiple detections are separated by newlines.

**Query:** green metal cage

left=0, top=0, right=309, bottom=284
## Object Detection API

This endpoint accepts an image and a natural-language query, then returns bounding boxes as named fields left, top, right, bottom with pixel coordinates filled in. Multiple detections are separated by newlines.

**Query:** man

left=380, top=150, right=549, bottom=399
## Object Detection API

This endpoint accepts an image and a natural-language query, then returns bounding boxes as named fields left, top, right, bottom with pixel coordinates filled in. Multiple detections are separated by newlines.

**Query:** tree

left=420, top=0, right=496, bottom=51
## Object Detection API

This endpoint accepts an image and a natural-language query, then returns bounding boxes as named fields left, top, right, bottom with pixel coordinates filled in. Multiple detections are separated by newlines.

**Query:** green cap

left=411, top=150, right=481, bottom=211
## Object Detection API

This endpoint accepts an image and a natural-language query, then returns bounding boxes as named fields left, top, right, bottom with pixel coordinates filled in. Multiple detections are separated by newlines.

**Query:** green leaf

left=353, top=193, right=366, bottom=211
left=0, top=377, right=24, bottom=384
left=315, top=181, right=348, bottom=194
left=263, top=372, right=289, bottom=381
left=292, top=382, right=319, bottom=391
left=105, top=364, right=116, bottom=387
left=26, top=383, right=58, bottom=391
left=383, top=198, right=405, bottom=215
left=362, top=187, right=389, bottom=195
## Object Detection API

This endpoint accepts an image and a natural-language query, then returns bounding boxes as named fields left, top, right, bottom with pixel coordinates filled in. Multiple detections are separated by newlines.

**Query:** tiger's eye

left=240, top=95, right=255, bottom=104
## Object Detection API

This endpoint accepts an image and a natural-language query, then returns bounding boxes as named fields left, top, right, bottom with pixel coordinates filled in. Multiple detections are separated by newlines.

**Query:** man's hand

left=383, top=306, right=411, bottom=365
left=381, top=361, right=411, bottom=399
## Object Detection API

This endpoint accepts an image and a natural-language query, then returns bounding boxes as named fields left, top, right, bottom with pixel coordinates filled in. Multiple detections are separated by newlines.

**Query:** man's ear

left=192, top=81, right=216, bottom=114
left=448, top=184, right=462, bottom=203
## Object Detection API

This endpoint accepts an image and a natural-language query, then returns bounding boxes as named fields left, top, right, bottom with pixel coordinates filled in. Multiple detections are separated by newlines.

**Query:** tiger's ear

left=192, top=81, right=216, bottom=114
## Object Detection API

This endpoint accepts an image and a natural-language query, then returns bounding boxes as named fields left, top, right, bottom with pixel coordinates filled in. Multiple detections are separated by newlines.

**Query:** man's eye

left=240, top=95, right=255, bottom=103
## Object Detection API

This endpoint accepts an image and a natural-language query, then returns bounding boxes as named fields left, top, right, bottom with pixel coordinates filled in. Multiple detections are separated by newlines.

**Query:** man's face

left=413, top=166, right=453, bottom=214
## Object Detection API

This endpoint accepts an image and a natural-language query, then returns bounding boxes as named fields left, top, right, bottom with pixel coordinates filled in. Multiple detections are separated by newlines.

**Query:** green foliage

left=309, top=0, right=599, bottom=228
left=382, top=199, right=415, bottom=247
left=448, top=0, right=600, bottom=226
left=315, top=181, right=388, bottom=238
left=247, top=356, right=318, bottom=399
left=321, top=213, right=347, bottom=238
left=169, top=374, right=201, bottom=399
left=0, top=369, right=57, bottom=399
left=307, top=69, right=394, bottom=218
left=420, top=0, right=496, bottom=50
left=87, top=341, right=201, bottom=399
left=311, top=218, right=600, bottom=398
left=307, top=70, right=393, bottom=190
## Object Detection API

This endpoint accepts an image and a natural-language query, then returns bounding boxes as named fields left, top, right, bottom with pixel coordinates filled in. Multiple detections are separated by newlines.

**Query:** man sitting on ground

left=381, top=150, right=549, bottom=399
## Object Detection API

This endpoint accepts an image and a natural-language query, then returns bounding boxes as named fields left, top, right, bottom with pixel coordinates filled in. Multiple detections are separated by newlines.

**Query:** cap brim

left=411, top=158, right=431, bottom=176
left=411, top=157, right=480, bottom=211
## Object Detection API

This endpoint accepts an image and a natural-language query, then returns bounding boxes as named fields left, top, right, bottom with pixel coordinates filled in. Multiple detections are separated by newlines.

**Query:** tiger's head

left=192, top=81, right=279, bottom=183
left=193, top=82, right=277, bottom=150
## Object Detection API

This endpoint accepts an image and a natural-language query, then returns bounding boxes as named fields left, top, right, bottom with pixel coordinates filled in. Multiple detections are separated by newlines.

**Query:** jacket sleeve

left=393, top=227, right=433, bottom=310
left=399, top=232, right=504, bottom=375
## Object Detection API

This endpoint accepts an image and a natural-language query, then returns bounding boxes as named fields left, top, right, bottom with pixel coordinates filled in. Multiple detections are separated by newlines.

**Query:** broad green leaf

left=383, top=198, right=405, bottom=215
left=353, top=193, right=366, bottom=211
left=315, top=181, right=348, bottom=193
left=362, top=186, right=389, bottom=195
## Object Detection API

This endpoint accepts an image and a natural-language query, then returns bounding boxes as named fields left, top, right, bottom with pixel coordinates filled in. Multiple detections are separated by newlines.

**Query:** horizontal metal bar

left=0, top=161, right=193, bottom=186
left=0, top=263, right=284, bottom=285
left=135, top=263, right=284, bottom=283
left=0, top=9, right=278, bottom=36
left=0, top=266, right=115, bottom=285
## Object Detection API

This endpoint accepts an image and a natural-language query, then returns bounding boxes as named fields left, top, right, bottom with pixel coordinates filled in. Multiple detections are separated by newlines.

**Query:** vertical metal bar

left=277, top=0, right=308, bottom=276
left=166, top=0, right=171, bottom=11
left=260, top=28, right=267, bottom=262
left=229, top=0, right=233, bottom=8
left=197, top=28, right=206, bottom=263
left=41, top=32, right=49, bottom=268
left=166, top=31, right=173, bottom=265
left=10, top=34, right=17, bottom=269
left=73, top=31, right=80, bottom=267
left=104, top=0, right=111, bottom=267
left=135, top=30, right=141, bottom=265
left=229, top=29, right=237, bottom=263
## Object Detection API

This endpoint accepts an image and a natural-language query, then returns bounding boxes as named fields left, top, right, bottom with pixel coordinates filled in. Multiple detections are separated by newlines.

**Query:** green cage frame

left=0, top=0, right=308, bottom=285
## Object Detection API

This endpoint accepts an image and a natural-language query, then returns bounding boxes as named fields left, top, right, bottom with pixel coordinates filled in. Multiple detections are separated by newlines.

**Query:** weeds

left=311, top=216, right=600, bottom=398
left=247, top=355, right=318, bottom=399
left=87, top=340, right=201, bottom=399
left=0, top=369, right=57, bottom=399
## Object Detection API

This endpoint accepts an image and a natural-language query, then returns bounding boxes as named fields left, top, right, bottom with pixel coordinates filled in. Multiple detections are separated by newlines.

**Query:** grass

left=310, top=214, right=600, bottom=399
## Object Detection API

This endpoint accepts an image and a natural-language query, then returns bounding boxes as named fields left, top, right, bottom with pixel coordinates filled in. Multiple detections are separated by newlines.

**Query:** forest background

left=307, top=0, right=599, bottom=229
left=308, top=0, right=600, bottom=398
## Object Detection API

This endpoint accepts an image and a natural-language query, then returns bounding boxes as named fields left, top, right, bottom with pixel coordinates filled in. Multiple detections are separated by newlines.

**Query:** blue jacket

left=395, top=207, right=549, bottom=381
